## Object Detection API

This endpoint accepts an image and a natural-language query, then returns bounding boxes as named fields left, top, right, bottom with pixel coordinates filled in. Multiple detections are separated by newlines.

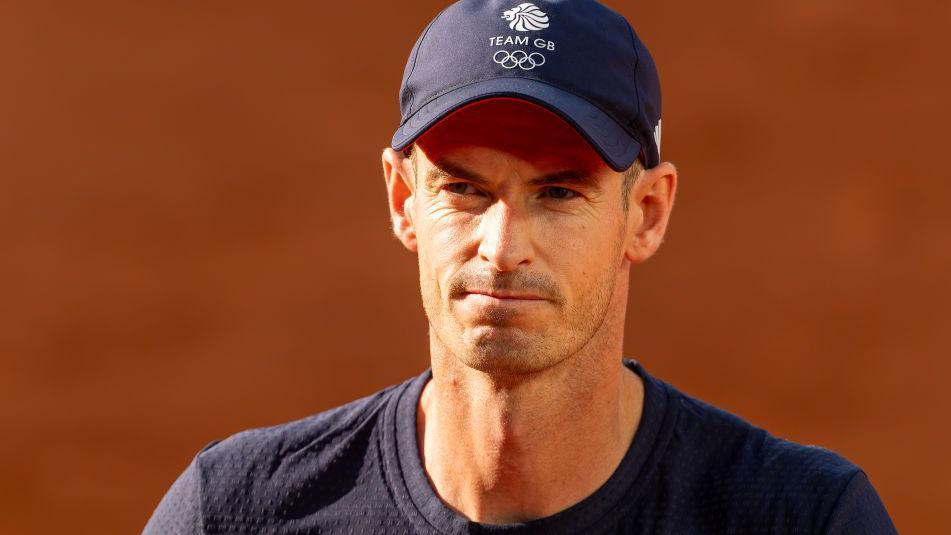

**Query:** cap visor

left=391, top=78, right=641, bottom=172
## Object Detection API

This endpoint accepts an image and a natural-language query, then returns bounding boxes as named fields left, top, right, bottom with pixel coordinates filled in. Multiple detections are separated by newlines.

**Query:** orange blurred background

left=1, top=1, right=948, bottom=533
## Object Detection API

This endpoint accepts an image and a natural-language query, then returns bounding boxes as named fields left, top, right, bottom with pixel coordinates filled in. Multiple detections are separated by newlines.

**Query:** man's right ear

left=382, top=148, right=418, bottom=253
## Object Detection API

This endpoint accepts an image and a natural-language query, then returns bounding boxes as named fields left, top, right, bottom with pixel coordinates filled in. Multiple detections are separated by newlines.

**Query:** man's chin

left=454, top=327, right=559, bottom=376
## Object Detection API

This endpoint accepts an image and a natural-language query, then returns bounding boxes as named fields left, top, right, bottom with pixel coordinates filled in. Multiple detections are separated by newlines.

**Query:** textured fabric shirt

left=142, top=358, right=898, bottom=534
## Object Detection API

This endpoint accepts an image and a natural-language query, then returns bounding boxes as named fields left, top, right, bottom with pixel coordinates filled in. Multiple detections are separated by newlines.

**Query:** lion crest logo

left=501, top=3, right=550, bottom=32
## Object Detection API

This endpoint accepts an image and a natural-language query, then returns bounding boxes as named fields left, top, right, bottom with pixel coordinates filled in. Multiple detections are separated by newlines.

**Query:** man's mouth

left=464, top=290, right=546, bottom=301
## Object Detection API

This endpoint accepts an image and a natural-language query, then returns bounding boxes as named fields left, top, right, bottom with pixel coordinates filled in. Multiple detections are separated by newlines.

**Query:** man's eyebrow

left=426, top=159, right=602, bottom=192
left=527, top=170, right=602, bottom=190
left=425, top=160, right=487, bottom=191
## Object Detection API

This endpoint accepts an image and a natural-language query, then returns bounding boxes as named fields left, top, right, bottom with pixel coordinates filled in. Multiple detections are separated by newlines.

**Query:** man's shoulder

left=143, top=376, right=416, bottom=533
left=657, top=380, right=879, bottom=530
left=192, top=376, right=412, bottom=501
left=198, top=377, right=410, bottom=466
left=669, top=384, right=860, bottom=482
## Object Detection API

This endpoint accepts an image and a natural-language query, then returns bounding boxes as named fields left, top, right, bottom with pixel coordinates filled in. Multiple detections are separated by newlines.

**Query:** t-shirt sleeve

left=822, top=470, right=899, bottom=534
left=141, top=456, right=205, bottom=535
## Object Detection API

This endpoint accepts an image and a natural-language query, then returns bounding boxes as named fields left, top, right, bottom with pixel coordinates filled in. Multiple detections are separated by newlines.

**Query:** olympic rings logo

left=492, top=49, right=546, bottom=70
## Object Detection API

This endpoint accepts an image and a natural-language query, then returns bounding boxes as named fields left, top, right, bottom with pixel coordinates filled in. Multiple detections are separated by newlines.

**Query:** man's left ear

left=624, top=161, right=678, bottom=264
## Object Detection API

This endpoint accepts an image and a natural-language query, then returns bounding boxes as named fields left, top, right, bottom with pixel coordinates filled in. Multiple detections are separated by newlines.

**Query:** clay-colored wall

left=1, top=1, right=948, bottom=533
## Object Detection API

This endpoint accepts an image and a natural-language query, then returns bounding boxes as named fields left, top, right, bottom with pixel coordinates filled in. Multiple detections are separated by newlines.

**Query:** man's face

left=402, top=98, right=634, bottom=376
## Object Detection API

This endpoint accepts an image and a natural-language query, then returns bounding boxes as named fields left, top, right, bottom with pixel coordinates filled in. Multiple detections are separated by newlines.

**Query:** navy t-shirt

left=143, top=358, right=898, bottom=534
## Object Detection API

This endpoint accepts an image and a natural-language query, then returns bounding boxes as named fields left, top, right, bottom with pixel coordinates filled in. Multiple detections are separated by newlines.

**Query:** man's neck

left=416, top=349, right=644, bottom=524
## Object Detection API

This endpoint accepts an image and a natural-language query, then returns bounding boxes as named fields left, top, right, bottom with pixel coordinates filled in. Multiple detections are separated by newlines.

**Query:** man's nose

left=476, top=200, right=534, bottom=271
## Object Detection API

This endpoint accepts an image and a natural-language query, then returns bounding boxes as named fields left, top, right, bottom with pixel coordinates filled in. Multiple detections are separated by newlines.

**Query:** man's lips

left=464, top=290, right=546, bottom=300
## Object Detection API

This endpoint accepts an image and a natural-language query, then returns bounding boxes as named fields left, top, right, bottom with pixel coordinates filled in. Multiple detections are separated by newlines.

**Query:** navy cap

left=391, top=0, right=663, bottom=171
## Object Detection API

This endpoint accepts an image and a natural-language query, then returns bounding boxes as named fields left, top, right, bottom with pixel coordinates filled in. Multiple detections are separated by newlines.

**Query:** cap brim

left=391, top=78, right=641, bottom=172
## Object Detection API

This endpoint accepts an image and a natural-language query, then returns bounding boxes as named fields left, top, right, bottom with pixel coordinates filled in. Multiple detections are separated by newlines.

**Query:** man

left=144, top=1, right=898, bottom=533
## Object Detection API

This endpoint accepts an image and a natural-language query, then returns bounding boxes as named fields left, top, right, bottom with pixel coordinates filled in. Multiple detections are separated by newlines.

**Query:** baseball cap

left=391, top=0, right=663, bottom=171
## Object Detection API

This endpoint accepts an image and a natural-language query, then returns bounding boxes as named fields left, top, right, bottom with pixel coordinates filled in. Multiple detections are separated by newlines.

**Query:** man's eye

left=444, top=182, right=478, bottom=196
left=544, top=186, right=580, bottom=200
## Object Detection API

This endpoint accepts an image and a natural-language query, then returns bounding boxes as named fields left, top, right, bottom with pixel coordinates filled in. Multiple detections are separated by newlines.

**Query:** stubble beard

left=420, top=262, right=620, bottom=378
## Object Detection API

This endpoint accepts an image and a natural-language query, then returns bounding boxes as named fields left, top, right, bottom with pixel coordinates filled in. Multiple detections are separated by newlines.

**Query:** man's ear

left=624, top=161, right=677, bottom=264
left=382, top=147, right=418, bottom=253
